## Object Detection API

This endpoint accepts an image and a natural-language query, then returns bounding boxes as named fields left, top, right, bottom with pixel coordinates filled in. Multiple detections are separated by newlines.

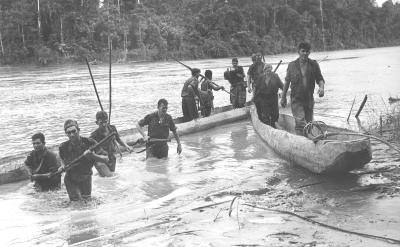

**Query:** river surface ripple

left=0, top=46, right=399, bottom=246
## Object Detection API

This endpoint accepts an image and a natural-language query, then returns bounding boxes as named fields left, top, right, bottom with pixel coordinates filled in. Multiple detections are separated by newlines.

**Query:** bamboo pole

left=0, top=30, right=4, bottom=57
left=108, top=44, right=112, bottom=123
left=355, top=95, right=368, bottom=118
left=347, top=96, right=356, bottom=122
left=37, top=0, right=41, bottom=42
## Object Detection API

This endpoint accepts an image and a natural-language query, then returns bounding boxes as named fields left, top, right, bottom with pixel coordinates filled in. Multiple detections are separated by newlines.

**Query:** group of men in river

left=24, top=42, right=325, bottom=202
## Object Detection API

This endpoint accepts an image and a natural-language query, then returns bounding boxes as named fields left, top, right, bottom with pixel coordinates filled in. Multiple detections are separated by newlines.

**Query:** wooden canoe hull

left=250, top=105, right=372, bottom=174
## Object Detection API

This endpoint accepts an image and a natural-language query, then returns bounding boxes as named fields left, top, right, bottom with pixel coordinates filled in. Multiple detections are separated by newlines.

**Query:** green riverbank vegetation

left=0, top=0, right=399, bottom=65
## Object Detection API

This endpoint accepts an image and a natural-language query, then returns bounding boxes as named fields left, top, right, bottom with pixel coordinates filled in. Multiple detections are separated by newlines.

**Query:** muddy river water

left=0, top=46, right=400, bottom=246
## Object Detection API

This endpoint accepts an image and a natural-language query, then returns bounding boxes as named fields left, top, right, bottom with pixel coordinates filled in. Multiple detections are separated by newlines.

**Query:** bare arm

left=84, top=150, right=109, bottom=163
left=172, top=130, right=182, bottom=154
left=280, top=66, right=291, bottom=107
left=136, top=122, right=148, bottom=142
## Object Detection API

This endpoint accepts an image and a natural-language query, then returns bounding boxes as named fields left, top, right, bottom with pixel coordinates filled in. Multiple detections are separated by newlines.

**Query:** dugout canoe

left=250, top=105, right=372, bottom=174
left=0, top=104, right=251, bottom=185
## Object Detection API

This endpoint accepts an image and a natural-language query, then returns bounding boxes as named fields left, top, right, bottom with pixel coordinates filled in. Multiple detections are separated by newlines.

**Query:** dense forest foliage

left=0, top=0, right=399, bottom=65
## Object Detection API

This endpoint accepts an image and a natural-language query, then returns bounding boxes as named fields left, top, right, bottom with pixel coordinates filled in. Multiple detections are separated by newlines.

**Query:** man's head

left=157, top=98, right=168, bottom=117
left=232, top=57, right=238, bottom=67
left=64, top=119, right=80, bottom=142
left=205, top=70, right=212, bottom=80
left=191, top=68, right=201, bottom=78
left=95, top=111, right=109, bottom=129
left=298, top=42, right=311, bottom=61
left=251, top=54, right=257, bottom=63
left=31, top=132, right=45, bottom=152
left=263, top=63, right=273, bottom=74
left=256, top=53, right=263, bottom=62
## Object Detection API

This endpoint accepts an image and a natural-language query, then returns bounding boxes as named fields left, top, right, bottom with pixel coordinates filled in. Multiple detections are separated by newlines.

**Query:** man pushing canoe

left=280, top=42, right=325, bottom=135
left=137, top=99, right=182, bottom=159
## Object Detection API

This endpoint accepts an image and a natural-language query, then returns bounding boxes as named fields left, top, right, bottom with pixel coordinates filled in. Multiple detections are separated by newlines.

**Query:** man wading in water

left=24, top=132, right=61, bottom=191
left=137, top=99, right=182, bottom=159
left=90, top=111, right=132, bottom=177
left=59, top=120, right=109, bottom=201
left=281, top=42, right=325, bottom=135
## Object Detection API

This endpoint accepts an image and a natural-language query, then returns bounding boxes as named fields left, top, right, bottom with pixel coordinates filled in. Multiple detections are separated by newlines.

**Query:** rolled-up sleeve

left=168, top=116, right=177, bottom=132
left=139, top=114, right=151, bottom=127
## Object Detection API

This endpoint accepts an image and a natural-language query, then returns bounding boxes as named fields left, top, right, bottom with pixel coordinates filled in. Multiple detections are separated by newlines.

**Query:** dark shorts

left=291, top=97, right=314, bottom=134
left=182, top=96, right=199, bottom=122
left=230, top=84, right=246, bottom=108
left=64, top=173, right=92, bottom=201
left=255, top=94, right=279, bottom=126
left=146, top=143, right=169, bottom=159
left=34, top=174, right=61, bottom=192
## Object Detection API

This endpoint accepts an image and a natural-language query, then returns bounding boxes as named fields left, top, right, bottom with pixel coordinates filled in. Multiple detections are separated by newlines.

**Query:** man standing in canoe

left=181, top=68, right=201, bottom=122
left=254, top=64, right=284, bottom=128
left=199, top=70, right=225, bottom=117
left=136, top=99, right=182, bottom=159
left=24, top=132, right=61, bottom=191
left=90, top=111, right=132, bottom=176
left=280, top=42, right=325, bottom=135
left=59, top=120, right=109, bottom=201
left=224, top=57, right=246, bottom=108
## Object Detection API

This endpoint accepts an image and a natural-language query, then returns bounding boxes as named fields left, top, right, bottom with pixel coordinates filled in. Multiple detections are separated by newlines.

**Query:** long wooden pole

left=273, top=60, right=282, bottom=73
left=172, top=57, right=233, bottom=96
left=31, top=132, right=116, bottom=179
left=347, top=96, right=356, bottom=122
left=109, top=44, right=112, bottom=123
left=0, top=30, right=4, bottom=57
left=85, top=58, right=104, bottom=111
left=355, top=95, right=368, bottom=118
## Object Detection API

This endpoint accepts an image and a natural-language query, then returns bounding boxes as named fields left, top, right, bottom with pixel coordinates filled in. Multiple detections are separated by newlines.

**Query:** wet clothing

left=139, top=112, right=177, bottom=159
left=24, top=148, right=61, bottom=191
left=182, top=97, right=199, bottom=121
left=64, top=173, right=92, bottom=201
left=285, top=58, right=324, bottom=132
left=90, top=125, right=120, bottom=172
left=254, top=72, right=284, bottom=126
left=200, top=78, right=220, bottom=117
left=59, top=136, right=97, bottom=201
left=146, top=143, right=169, bottom=159
left=224, top=66, right=246, bottom=108
left=181, top=77, right=200, bottom=122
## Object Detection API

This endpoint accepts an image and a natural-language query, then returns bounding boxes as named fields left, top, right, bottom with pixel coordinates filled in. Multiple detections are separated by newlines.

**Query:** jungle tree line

left=0, top=0, right=399, bottom=64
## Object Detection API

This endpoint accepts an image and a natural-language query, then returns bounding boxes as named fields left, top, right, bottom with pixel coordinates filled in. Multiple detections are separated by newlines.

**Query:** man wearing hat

left=181, top=68, right=201, bottom=122
left=224, top=57, right=246, bottom=108
left=59, top=119, right=109, bottom=201
left=247, top=53, right=265, bottom=94
left=90, top=111, right=132, bottom=176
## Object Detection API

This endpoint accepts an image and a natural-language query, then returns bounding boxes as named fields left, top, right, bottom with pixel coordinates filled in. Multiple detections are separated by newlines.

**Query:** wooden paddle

left=33, top=132, right=117, bottom=179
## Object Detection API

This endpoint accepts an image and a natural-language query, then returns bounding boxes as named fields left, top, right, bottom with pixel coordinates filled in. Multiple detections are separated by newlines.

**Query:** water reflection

left=143, top=158, right=175, bottom=202
left=66, top=213, right=100, bottom=245
left=230, top=125, right=249, bottom=160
